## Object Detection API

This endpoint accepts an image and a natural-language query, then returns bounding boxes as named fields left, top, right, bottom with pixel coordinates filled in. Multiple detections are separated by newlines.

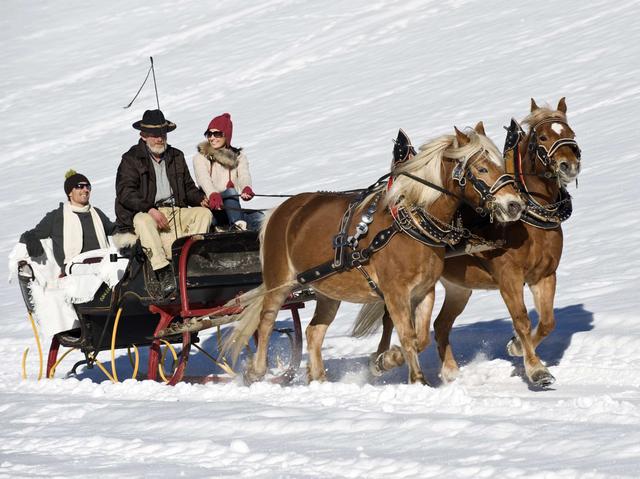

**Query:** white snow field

left=1, top=1, right=639, bottom=477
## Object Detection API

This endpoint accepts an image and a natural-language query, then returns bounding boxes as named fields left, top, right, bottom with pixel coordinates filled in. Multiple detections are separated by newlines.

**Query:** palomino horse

left=222, top=124, right=524, bottom=385
left=356, top=98, right=581, bottom=387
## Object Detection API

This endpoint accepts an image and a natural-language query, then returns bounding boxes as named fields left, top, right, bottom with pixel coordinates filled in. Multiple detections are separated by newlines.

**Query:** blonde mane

left=385, top=130, right=502, bottom=208
left=522, top=107, right=567, bottom=130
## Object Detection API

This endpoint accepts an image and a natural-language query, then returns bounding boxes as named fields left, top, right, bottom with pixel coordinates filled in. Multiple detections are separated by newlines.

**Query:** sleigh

left=17, top=230, right=314, bottom=385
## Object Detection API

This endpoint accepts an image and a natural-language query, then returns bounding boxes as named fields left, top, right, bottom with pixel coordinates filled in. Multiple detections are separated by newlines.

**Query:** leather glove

left=241, top=186, right=255, bottom=200
left=23, top=234, right=45, bottom=261
left=209, top=192, right=223, bottom=210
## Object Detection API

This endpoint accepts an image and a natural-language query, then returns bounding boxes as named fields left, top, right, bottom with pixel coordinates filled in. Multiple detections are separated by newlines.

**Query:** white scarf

left=62, top=203, right=108, bottom=264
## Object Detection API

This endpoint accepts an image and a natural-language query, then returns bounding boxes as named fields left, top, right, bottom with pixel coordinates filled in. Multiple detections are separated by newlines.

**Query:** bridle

left=450, top=152, right=515, bottom=219
left=503, top=117, right=577, bottom=229
left=528, top=118, right=581, bottom=179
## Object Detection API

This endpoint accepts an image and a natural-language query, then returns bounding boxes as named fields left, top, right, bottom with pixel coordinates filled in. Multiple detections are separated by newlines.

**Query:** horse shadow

left=438, top=302, right=593, bottom=362
left=322, top=303, right=594, bottom=387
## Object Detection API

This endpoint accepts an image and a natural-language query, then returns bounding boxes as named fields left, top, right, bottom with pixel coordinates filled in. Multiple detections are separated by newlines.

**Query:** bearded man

left=115, top=109, right=211, bottom=293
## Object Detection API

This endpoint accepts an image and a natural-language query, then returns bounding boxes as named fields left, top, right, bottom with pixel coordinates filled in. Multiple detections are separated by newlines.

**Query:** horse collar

left=520, top=186, right=573, bottom=229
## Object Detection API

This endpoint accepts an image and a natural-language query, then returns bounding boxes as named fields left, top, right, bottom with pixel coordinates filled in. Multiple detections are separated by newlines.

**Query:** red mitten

left=241, top=186, right=255, bottom=200
left=209, top=192, right=223, bottom=209
left=226, top=180, right=235, bottom=189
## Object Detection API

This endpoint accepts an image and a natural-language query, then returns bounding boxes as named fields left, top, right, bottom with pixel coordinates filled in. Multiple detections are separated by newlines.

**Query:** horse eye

left=539, top=135, right=548, bottom=141
left=477, top=167, right=488, bottom=173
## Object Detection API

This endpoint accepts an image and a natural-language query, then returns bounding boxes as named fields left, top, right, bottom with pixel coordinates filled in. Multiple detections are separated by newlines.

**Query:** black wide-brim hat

left=132, top=109, right=176, bottom=134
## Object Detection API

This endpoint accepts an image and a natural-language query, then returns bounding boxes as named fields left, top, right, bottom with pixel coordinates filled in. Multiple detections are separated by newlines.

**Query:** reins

left=218, top=173, right=393, bottom=213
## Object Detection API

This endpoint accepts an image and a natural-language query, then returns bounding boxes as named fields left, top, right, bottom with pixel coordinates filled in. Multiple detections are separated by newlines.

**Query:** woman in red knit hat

left=193, top=113, right=263, bottom=231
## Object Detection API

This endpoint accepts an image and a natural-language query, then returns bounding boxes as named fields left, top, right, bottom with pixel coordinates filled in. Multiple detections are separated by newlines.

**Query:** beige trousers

left=133, top=206, right=212, bottom=270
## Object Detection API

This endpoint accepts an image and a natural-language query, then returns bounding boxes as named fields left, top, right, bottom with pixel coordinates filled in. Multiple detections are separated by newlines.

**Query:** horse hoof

left=506, top=336, right=523, bottom=357
left=409, top=373, right=429, bottom=386
left=368, top=353, right=385, bottom=377
left=242, top=372, right=255, bottom=386
left=243, top=369, right=265, bottom=386
left=306, top=366, right=327, bottom=383
left=440, top=366, right=459, bottom=384
left=531, top=369, right=556, bottom=388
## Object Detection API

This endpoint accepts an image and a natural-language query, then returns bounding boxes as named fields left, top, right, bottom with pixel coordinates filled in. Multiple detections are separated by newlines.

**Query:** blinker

left=452, top=162, right=465, bottom=185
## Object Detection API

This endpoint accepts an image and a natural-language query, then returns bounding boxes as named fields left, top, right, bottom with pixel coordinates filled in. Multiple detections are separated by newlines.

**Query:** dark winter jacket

left=20, top=203, right=117, bottom=269
left=115, top=139, right=205, bottom=231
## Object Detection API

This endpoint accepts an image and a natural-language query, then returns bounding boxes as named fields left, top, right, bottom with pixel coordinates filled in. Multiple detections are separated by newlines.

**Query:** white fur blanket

left=8, top=240, right=129, bottom=338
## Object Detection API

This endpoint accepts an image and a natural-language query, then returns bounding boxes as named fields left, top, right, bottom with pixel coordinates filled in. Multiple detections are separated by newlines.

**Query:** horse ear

left=530, top=98, right=539, bottom=112
left=474, top=121, right=486, bottom=136
left=557, top=97, right=567, bottom=113
left=454, top=126, right=470, bottom=147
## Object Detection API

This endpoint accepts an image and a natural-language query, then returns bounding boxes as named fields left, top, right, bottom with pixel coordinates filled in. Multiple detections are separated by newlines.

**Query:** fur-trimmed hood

left=197, top=141, right=243, bottom=170
left=193, top=143, right=252, bottom=197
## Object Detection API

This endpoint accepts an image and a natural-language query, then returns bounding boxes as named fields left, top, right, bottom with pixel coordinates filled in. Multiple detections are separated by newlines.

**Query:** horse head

left=388, top=122, right=524, bottom=223
left=524, top=97, right=581, bottom=185
left=448, top=122, right=524, bottom=223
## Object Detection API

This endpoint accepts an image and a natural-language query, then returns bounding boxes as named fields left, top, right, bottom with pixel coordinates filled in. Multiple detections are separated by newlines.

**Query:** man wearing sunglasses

left=115, top=109, right=211, bottom=294
left=19, top=170, right=117, bottom=272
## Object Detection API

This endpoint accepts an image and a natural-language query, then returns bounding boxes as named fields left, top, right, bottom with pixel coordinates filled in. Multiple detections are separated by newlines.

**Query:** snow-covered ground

left=2, top=1, right=639, bottom=477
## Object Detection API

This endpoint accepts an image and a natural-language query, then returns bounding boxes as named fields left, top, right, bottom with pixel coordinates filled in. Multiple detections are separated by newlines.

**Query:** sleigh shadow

left=325, top=303, right=594, bottom=387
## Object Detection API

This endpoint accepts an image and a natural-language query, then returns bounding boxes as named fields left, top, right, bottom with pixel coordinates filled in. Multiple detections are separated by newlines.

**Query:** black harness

left=297, top=153, right=514, bottom=297
left=521, top=187, right=573, bottom=229
left=297, top=186, right=397, bottom=298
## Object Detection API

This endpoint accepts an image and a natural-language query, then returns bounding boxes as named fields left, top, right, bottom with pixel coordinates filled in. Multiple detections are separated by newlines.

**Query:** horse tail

left=351, top=301, right=385, bottom=337
left=220, top=285, right=267, bottom=365
left=221, top=279, right=299, bottom=364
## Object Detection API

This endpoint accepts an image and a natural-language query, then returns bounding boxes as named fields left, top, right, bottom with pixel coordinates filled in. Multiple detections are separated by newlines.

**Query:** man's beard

left=148, top=142, right=167, bottom=155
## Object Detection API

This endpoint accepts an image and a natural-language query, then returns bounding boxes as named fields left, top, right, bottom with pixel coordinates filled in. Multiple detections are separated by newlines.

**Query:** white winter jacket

left=193, top=142, right=252, bottom=197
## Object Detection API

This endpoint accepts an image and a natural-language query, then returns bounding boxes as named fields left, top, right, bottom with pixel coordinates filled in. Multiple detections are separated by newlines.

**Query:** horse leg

left=368, top=308, right=400, bottom=376
left=246, top=287, right=292, bottom=383
left=500, top=282, right=555, bottom=387
left=433, top=279, right=472, bottom=383
left=415, top=287, right=435, bottom=351
left=305, top=294, right=341, bottom=382
left=506, top=274, right=558, bottom=355
left=530, top=274, right=557, bottom=349
left=370, top=290, right=435, bottom=377
left=385, top=296, right=428, bottom=385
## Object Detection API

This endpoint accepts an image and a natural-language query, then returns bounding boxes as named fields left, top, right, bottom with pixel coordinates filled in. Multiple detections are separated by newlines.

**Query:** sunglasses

left=75, top=183, right=92, bottom=191
left=205, top=130, right=224, bottom=139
